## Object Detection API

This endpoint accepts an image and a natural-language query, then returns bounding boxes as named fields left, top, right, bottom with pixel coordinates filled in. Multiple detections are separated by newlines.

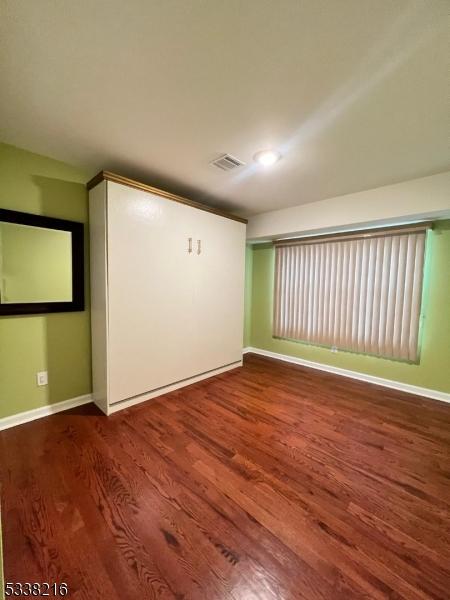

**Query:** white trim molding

left=0, top=394, right=93, bottom=432
left=244, top=347, right=450, bottom=404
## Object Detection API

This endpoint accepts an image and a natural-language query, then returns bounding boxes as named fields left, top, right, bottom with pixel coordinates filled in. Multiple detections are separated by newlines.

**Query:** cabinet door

left=107, top=182, right=199, bottom=404
left=191, top=211, right=246, bottom=374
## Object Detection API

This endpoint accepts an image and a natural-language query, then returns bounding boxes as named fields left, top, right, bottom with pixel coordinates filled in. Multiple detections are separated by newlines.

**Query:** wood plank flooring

left=1, top=353, right=450, bottom=599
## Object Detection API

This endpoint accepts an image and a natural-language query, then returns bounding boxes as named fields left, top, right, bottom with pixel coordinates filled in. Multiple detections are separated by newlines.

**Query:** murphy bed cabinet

left=88, top=172, right=247, bottom=415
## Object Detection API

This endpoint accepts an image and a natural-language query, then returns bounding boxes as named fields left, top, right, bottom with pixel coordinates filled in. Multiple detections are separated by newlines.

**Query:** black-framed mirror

left=0, top=208, right=84, bottom=315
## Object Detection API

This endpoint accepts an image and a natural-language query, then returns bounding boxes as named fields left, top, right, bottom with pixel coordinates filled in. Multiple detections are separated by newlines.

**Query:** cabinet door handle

left=197, top=239, right=201, bottom=255
left=188, top=237, right=193, bottom=253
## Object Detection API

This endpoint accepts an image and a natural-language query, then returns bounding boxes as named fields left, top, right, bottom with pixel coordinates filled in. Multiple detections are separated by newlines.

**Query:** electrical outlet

left=331, top=345, right=338, bottom=353
left=37, top=371, right=48, bottom=386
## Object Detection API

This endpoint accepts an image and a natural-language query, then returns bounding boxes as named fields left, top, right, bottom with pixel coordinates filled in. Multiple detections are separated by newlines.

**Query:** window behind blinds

left=273, top=227, right=428, bottom=362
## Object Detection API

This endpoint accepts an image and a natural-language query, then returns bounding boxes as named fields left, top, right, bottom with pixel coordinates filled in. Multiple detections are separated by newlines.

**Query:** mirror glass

left=0, top=222, right=73, bottom=304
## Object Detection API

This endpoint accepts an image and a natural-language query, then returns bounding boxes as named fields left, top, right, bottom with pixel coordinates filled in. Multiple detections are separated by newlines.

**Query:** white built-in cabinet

left=89, top=174, right=246, bottom=415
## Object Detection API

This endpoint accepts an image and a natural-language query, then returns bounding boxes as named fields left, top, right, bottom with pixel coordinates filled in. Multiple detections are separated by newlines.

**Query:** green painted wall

left=0, top=143, right=91, bottom=418
left=243, top=245, right=253, bottom=347
left=246, top=222, right=450, bottom=393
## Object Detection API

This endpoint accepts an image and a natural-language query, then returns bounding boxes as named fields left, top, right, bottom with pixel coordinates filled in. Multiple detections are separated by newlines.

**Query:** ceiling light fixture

left=254, top=149, right=281, bottom=167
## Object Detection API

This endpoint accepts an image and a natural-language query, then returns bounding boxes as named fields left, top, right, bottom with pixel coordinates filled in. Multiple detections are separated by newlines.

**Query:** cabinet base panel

left=99, top=360, right=243, bottom=415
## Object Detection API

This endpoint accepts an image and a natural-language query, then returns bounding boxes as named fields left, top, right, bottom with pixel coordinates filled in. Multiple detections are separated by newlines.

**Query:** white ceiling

left=0, top=0, right=449, bottom=216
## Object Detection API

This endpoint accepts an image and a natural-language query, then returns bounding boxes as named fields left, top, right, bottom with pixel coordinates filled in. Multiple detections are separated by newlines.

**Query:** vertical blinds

left=273, top=227, right=429, bottom=362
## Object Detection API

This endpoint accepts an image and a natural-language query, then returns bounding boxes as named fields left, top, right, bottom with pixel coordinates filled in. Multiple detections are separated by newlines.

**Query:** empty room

left=0, top=1, right=449, bottom=599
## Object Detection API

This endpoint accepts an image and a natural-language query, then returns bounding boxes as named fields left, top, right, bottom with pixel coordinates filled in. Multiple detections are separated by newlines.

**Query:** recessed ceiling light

left=254, top=149, right=281, bottom=167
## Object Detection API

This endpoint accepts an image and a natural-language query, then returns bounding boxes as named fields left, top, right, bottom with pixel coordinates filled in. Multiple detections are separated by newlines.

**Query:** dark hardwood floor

left=1, top=353, right=450, bottom=599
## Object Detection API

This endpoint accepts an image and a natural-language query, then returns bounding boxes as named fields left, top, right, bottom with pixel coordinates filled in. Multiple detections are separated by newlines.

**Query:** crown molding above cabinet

left=87, top=171, right=247, bottom=224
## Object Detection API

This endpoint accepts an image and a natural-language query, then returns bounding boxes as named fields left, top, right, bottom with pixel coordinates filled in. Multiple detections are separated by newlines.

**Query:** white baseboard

left=0, top=393, right=93, bottom=432
left=244, top=347, right=450, bottom=405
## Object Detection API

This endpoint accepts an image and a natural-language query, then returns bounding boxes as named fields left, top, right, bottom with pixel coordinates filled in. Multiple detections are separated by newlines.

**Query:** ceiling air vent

left=210, top=154, right=245, bottom=171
